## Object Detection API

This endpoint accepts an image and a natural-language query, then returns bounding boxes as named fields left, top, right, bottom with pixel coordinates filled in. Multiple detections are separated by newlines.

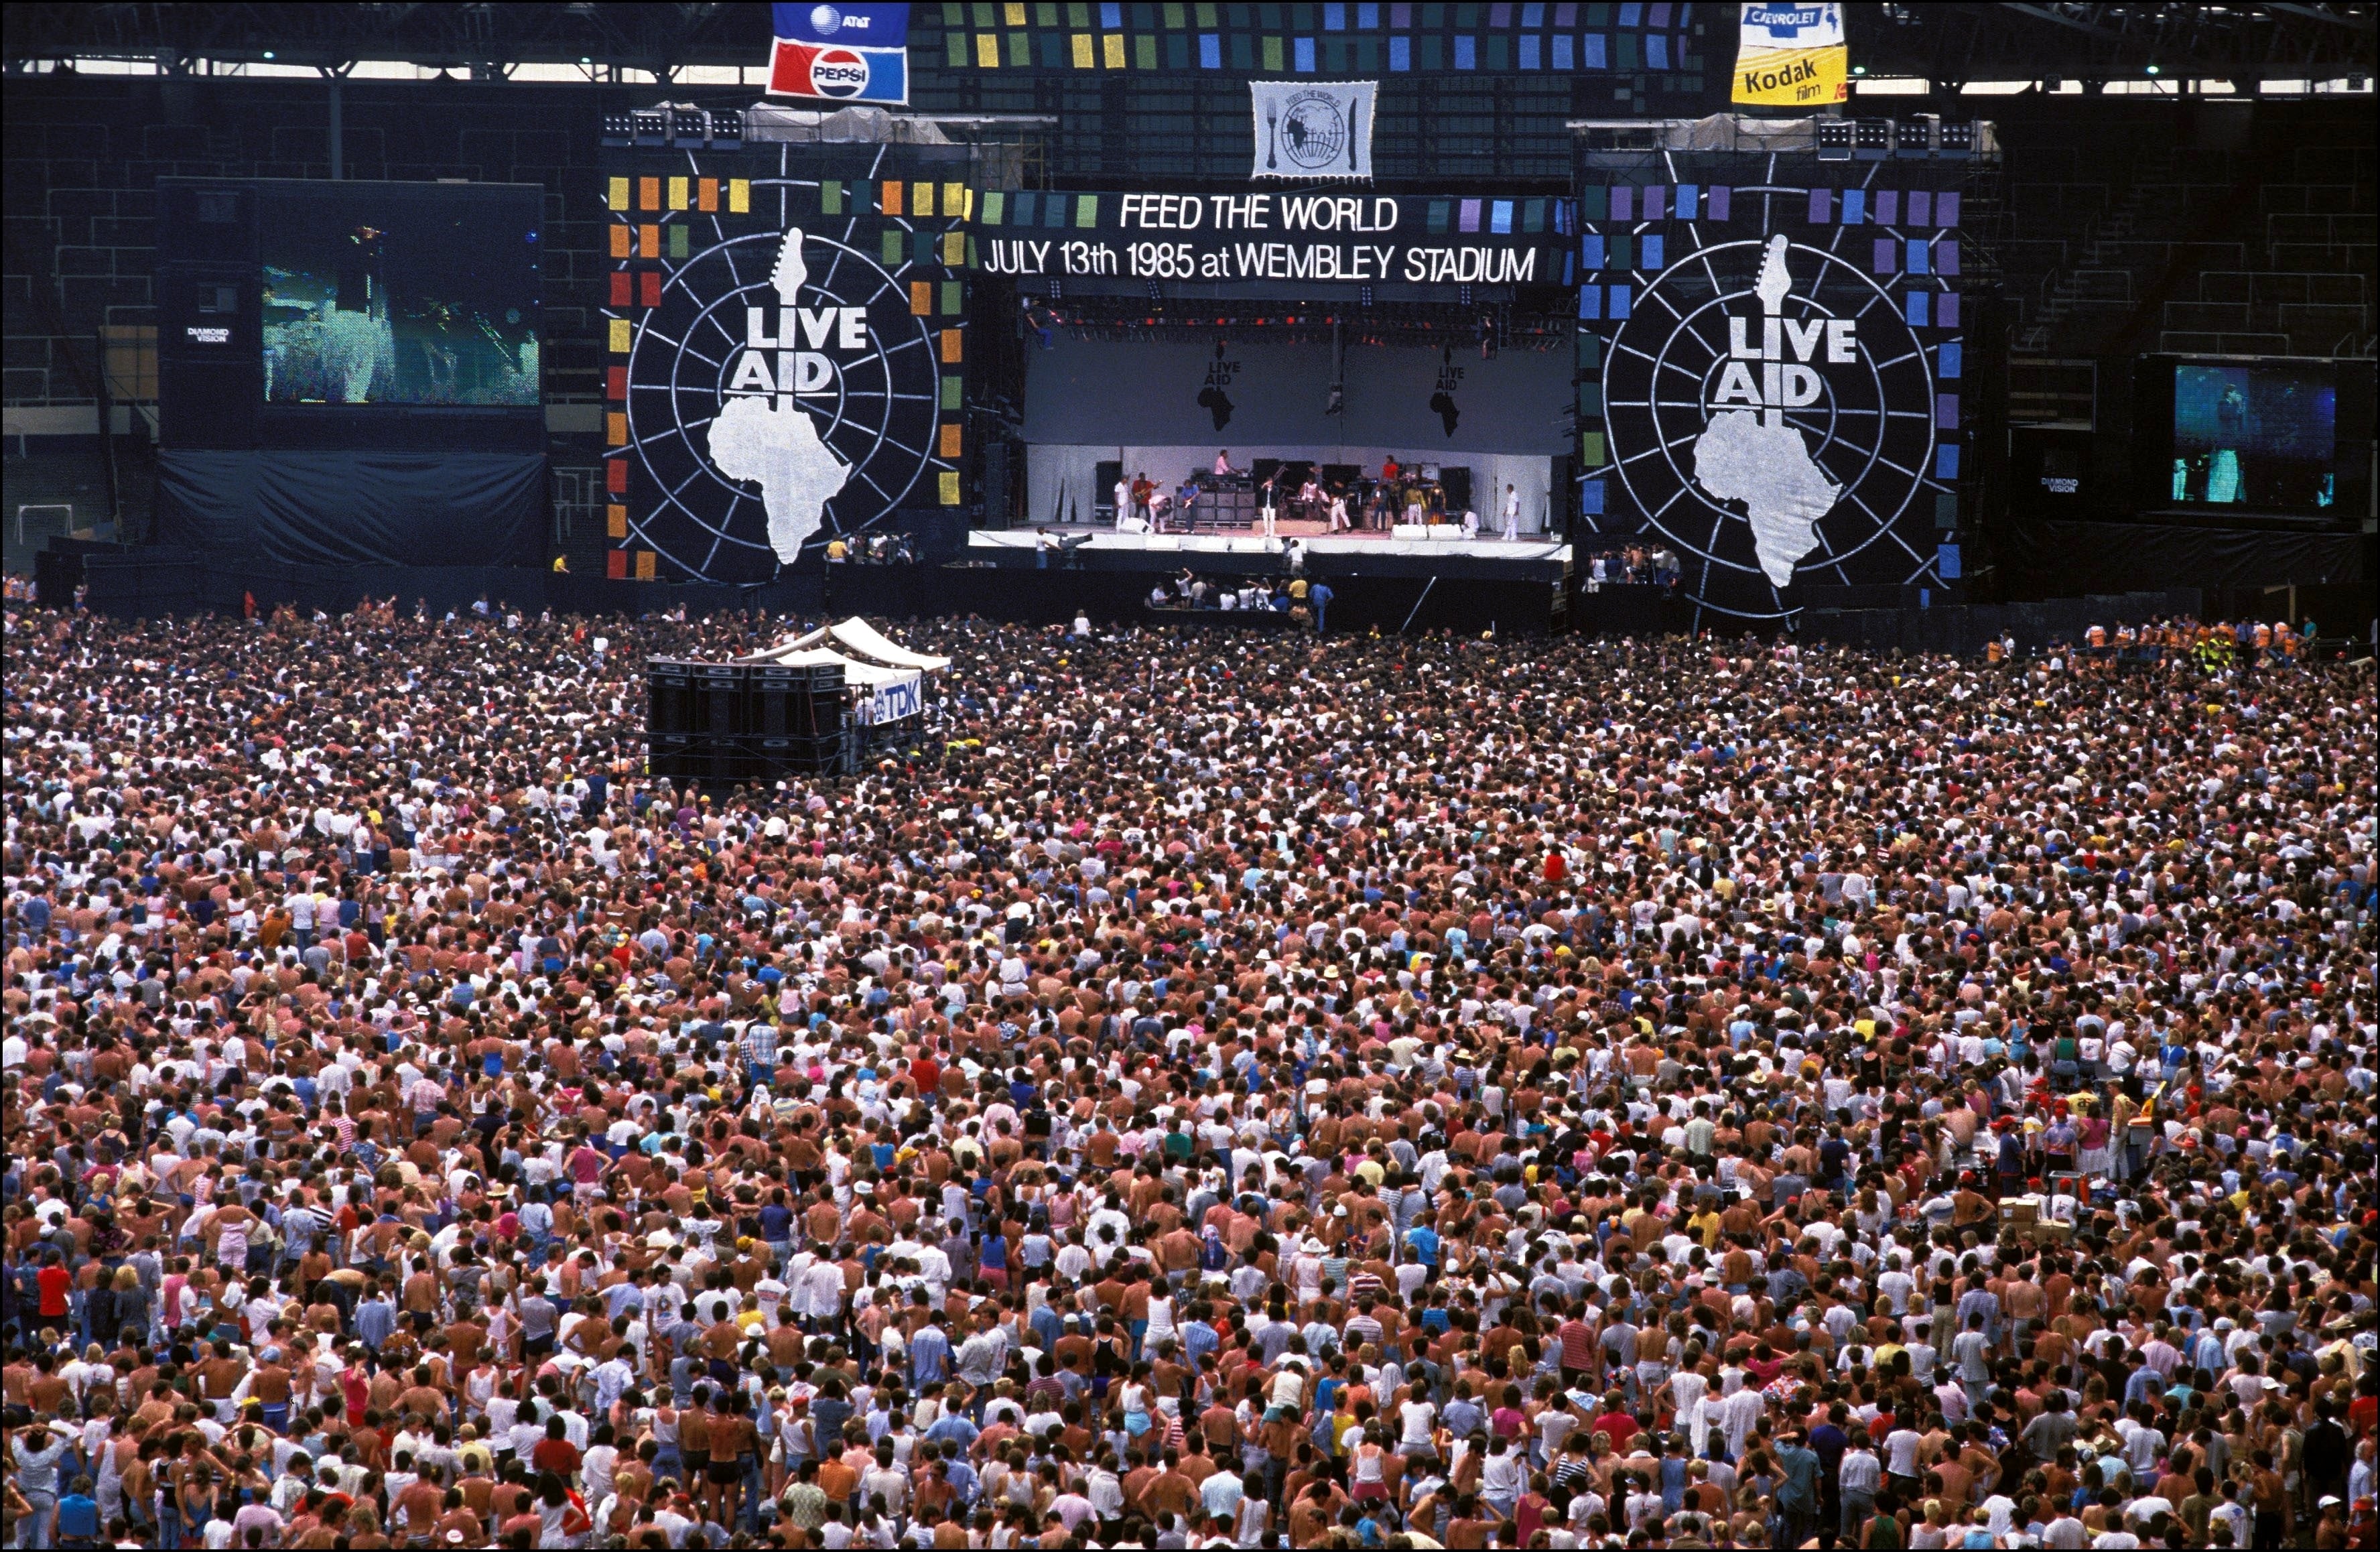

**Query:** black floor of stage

left=41, top=541, right=1576, bottom=635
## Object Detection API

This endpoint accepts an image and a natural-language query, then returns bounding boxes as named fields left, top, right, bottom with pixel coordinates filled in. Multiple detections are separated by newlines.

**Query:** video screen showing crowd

left=1105, top=451, right=1532, bottom=543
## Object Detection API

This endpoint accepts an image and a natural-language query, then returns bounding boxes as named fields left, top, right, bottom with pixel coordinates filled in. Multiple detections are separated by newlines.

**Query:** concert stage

left=939, top=522, right=1571, bottom=633
left=965, top=527, right=1570, bottom=582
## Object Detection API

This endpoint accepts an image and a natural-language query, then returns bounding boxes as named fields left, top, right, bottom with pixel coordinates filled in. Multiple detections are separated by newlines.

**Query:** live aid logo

left=726, top=304, right=872, bottom=407
left=1709, top=316, right=1858, bottom=412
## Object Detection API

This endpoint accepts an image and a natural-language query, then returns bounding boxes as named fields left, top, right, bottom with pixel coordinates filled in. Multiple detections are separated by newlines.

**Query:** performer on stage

left=1328, top=488, right=1351, bottom=532
left=1502, top=483, right=1521, bottom=541
left=1258, top=469, right=1279, bottom=537
left=1213, top=448, right=1236, bottom=476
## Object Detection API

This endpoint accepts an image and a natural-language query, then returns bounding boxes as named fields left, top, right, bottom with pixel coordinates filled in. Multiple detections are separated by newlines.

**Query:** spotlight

left=2145, top=63, right=2160, bottom=76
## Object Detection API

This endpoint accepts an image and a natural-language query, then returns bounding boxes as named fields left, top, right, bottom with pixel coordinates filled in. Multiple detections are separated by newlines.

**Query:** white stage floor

left=968, top=529, right=1569, bottom=562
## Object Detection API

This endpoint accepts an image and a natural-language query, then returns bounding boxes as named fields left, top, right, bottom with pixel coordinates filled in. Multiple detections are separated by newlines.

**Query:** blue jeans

left=20, top=1491, right=58, bottom=1551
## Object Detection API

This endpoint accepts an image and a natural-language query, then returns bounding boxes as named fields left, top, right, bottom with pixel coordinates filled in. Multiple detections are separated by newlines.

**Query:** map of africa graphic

left=705, top=229, right=851, bottom=564
left=1689, top=237, right=1842, bottom=587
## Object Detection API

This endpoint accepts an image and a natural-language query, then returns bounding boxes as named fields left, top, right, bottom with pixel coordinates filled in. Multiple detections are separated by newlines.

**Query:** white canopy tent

left=746, top=644, right=915, bottom=690
left=739, top=619, right=944, bottom=724
left=749, top=616, right=951, bottom=672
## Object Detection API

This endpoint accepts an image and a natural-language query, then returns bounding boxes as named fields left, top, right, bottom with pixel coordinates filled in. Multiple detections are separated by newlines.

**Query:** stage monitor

left=2137, top=356, right=2339, bottom=513
left=258, top=181, right=541, bottom=409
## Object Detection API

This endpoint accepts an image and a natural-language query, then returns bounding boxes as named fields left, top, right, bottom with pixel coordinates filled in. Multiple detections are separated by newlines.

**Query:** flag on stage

left=1249, top=80, right=1377, bottom=181
left=769, top=3, right=909, bottom=105
left=1731, top=3, right=1849, bottom=108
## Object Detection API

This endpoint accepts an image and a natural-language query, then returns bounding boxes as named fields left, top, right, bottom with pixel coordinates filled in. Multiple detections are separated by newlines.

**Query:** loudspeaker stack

left=645, top=658, right=849, bottom=781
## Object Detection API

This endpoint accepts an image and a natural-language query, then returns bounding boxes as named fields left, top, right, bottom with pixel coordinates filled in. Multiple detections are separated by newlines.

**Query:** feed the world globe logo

left=1603, top=233, right=1938, bottom=618
left=624, top=223, right=941, bottom=583
left=1268, top=91, right=1351, bottom=173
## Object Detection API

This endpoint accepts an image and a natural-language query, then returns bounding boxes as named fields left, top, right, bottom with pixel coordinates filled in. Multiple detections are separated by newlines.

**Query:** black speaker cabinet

left=647, top=659, right=696, bottom=736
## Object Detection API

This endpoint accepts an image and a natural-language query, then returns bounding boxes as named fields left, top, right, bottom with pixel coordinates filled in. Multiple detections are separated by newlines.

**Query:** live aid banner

left=975, top=190, right=1567, bottom=287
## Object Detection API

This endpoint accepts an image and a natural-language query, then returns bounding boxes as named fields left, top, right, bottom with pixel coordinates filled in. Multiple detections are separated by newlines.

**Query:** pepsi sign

left=809, top=46, right=869, bottom=98
left=767, top=36, right=909, bottom=105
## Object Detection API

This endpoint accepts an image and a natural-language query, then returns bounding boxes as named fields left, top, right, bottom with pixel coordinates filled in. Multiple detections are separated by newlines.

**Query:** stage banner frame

left=1573, top=157, right=1970, bottom=625
left=601, top=143, right=970, bottom=584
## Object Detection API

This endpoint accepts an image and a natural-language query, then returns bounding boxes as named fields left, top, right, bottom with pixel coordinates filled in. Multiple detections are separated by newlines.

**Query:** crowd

left=2, top=597, right=2374, bottom=1552
left=1581, top=549, right=1682, bottom=592
left=1146, top=568, right=1333, bottom=629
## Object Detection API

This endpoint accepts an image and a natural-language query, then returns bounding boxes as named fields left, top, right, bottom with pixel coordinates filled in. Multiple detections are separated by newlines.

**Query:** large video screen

left=2169, top=361, right=2336, bottom=509
left=260, top=182, right=541, bottom=407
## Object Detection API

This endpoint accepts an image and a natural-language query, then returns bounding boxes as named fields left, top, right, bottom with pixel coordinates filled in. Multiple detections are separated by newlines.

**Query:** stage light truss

left=1035, top=296, right=1577, bottom=350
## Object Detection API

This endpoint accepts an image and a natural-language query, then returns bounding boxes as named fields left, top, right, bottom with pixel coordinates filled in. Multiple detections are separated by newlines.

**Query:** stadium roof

left=3, top=3, right=2371, bottom=87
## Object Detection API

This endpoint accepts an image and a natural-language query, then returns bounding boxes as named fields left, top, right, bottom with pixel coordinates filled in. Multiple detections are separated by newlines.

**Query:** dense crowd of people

left=3, top=597, right=2374, bottom=1552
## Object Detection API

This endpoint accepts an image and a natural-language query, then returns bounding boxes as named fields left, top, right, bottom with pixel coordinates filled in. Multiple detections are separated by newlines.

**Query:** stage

left=967, top=526, right=1570, bottom=583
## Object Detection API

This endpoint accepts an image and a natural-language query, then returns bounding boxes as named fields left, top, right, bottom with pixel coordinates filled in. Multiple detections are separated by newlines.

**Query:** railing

left=14, top=503, right=74, bottom=545
left=551, top=464, right=605, bottom=547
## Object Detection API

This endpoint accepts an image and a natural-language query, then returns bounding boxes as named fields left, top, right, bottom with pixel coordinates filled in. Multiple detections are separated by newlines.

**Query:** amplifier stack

left=645, top=658, right=852, bottom=781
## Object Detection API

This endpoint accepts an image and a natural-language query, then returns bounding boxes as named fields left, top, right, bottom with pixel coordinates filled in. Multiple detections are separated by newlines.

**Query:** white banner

left=1250, top=81, right=1376, bottom=180
left=859, top=673, right=923, bottom=724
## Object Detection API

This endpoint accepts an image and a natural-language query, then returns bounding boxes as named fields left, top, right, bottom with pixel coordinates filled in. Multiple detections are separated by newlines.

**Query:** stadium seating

left=2001, top=98, right=2375, bottom=360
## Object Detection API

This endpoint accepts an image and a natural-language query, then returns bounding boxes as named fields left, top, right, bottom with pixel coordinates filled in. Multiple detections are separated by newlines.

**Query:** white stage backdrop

left=1027, top=444, right=1552, bottom=534
left=1022, top=336, right=1568, bottom=533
